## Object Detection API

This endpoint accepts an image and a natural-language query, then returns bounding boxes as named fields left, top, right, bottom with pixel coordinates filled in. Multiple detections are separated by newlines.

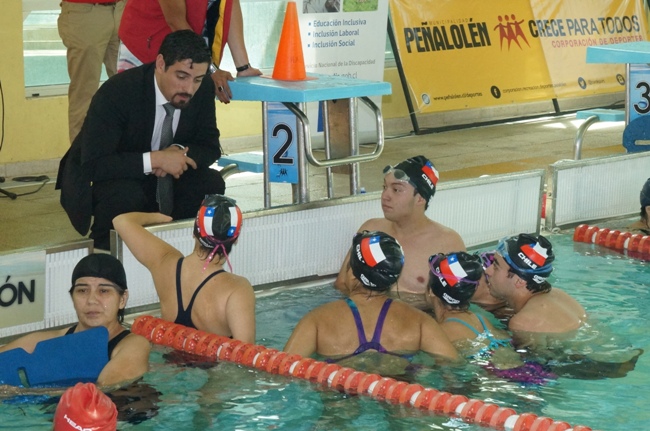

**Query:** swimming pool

left=2, top=231, right=648, bottom=430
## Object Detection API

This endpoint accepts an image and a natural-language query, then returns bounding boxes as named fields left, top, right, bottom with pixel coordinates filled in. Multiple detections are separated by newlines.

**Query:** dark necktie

left=156, top=103, right=175, bottom=215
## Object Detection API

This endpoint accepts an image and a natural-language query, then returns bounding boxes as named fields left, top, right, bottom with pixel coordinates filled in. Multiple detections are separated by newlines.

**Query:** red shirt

left=64, top=0, right=120, bottom=4
left=119, top=0, right=208, bottom=63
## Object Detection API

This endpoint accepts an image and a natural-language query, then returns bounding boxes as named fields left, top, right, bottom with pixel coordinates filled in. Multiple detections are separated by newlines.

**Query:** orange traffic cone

left=272, top=1, right=307, bottom=81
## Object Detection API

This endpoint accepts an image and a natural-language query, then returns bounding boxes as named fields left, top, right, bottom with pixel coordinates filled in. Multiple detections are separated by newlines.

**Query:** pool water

left=2, top=232, right=649, bottom=430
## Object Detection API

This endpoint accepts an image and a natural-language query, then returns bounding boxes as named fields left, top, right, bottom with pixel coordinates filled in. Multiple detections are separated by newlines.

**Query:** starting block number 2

left=267, top=102, right=298, bottom=184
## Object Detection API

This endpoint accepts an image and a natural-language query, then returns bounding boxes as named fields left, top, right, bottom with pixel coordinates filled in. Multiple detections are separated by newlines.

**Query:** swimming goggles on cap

left=428, top=255, right=479, bottom=287
left=383, top=165, right=415, bottom=187
left=478, top=252, right=495, bottom=270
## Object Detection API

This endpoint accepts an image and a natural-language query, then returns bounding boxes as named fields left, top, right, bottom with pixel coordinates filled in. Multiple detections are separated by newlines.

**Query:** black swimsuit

left=173, top=257, right=225, bottom=329
left=65, top=325, right=130, bottom=360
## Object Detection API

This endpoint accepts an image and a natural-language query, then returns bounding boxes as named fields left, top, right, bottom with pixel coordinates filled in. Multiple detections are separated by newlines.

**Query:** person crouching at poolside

left=0, top=254, right=150, bottom=388
left=284, top=231, right=458, bottom=362
left=112, top=195, right=255, bottom=343
left=484, top=233, right=586, bottom=349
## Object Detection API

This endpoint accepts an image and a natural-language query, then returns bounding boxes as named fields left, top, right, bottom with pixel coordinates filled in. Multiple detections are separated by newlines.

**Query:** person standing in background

left=118, top=0, right=261, bottom=104
left=58, top=0, right=125, bottom=143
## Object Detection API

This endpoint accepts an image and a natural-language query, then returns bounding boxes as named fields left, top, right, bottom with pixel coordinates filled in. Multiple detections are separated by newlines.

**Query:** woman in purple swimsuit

left=284, top=231, right=458, bottom=363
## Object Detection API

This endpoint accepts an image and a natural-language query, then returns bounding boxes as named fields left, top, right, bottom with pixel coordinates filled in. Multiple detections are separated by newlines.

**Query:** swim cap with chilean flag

left=194, top=194, right=242, bottom=249
left=53, top=382, right=117, bottom=431
left=497, top=233, right=555, bottom=285
left=428, top=252, right=483, bottom=306
left=390, top=155, right=439, bottom=202
left=350, top=231, right=404, bottom=291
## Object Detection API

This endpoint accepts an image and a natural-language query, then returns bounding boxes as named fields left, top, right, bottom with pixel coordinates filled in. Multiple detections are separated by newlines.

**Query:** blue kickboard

left=576, top=109, right=625, bottom=122
left=219, top=152, right=264, bottom=173
left=0, top=326, right=109, bottom=387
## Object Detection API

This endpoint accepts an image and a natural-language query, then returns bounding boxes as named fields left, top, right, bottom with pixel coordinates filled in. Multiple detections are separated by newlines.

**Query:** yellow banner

left=531, top=0, right=649, bottom=97
left=389, top=0, right=650, bottom=113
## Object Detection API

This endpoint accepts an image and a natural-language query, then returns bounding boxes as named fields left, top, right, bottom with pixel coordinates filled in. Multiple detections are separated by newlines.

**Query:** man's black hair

left=158, top=30, right=211, bottom=69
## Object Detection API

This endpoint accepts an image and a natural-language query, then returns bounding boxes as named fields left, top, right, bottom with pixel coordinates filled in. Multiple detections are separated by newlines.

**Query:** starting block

left=573, top=108, right=625, bottom=159
left=575, top=108, right=625, bottom=122
left=218, top=152, right=264, bottom=173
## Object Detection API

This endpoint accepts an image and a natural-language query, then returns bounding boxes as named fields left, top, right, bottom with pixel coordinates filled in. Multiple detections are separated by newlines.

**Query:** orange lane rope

left=573, top=224, right=650, bottom=260
left=131, top=315, right=598, bottom=431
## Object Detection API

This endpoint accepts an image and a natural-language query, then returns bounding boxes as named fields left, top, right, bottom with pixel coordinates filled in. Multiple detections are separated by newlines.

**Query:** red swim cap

left=53, top=382, right=117, bottom=431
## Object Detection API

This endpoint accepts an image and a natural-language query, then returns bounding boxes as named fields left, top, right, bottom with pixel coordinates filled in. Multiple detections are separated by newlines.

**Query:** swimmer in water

left=484, top=233, right=586, bottom=350
left=0, top=254, right=150, bottom=388
left=628, top=177, right=650, bottom=235
left=334, top=156, right=466, bottom=298
left=113, top=194, right=255, bottom=343
left=284, top=230, right=459, bottom=363
left=426, top=252, right=512, bottom=359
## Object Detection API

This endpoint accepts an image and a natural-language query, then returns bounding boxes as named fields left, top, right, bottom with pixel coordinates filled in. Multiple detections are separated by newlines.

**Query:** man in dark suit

left=57, top=30, right=225, bottom=250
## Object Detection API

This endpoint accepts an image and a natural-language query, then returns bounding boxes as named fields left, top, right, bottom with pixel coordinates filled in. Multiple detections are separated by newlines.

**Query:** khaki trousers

left=58, top=1, right=125, bottom=143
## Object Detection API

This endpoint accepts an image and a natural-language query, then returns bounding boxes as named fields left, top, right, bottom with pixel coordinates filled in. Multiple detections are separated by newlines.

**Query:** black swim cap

left=641, top=178, right=650, bottom=208
left=71, top=254, right=127, bottom=290
left=193, top=195, right=242, bottom=249
left=428, top=252, right=483, bottom=306
left=497, top=233, right=554, bottom=285
left=350, top=231, right=404, bottom=291
left=383, top=155, right=439, bottom=202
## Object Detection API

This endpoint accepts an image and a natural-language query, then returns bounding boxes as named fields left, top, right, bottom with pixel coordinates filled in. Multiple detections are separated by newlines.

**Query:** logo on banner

left=494, top=14, right=530, bottom=51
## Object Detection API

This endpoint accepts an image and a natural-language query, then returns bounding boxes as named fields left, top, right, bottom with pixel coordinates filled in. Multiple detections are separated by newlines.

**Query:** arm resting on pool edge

left=112, top=212, right=180, bottom=275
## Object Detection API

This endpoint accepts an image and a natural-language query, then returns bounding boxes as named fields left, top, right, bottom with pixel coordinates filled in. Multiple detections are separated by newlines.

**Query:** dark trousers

left=90, top=167, right=225, bottom=249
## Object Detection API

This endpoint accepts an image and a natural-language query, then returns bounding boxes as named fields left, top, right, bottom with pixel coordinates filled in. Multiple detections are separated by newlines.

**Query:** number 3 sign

left=267, top=102, right=298, bottom=184
left=629, top=64, right=650, bottom=123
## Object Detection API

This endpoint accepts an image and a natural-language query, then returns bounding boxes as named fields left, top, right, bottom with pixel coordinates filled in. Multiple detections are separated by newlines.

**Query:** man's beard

left=170, top=93, right=193, bottom=109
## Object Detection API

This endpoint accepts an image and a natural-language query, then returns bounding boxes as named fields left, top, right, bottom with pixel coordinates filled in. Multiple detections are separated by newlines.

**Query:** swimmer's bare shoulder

left=359, top=218, right=393, bottom=233
left=424, top=220, right=466, bottom=252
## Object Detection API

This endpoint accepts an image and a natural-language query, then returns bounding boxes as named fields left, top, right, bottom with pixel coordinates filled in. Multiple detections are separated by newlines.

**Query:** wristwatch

left=208, top=63, right=219, bottom=74
left=236, top=63, right=251, bottom=73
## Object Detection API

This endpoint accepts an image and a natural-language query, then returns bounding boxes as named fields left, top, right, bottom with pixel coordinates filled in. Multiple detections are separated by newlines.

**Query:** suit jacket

left=56, top=63, right=221, bottom=235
